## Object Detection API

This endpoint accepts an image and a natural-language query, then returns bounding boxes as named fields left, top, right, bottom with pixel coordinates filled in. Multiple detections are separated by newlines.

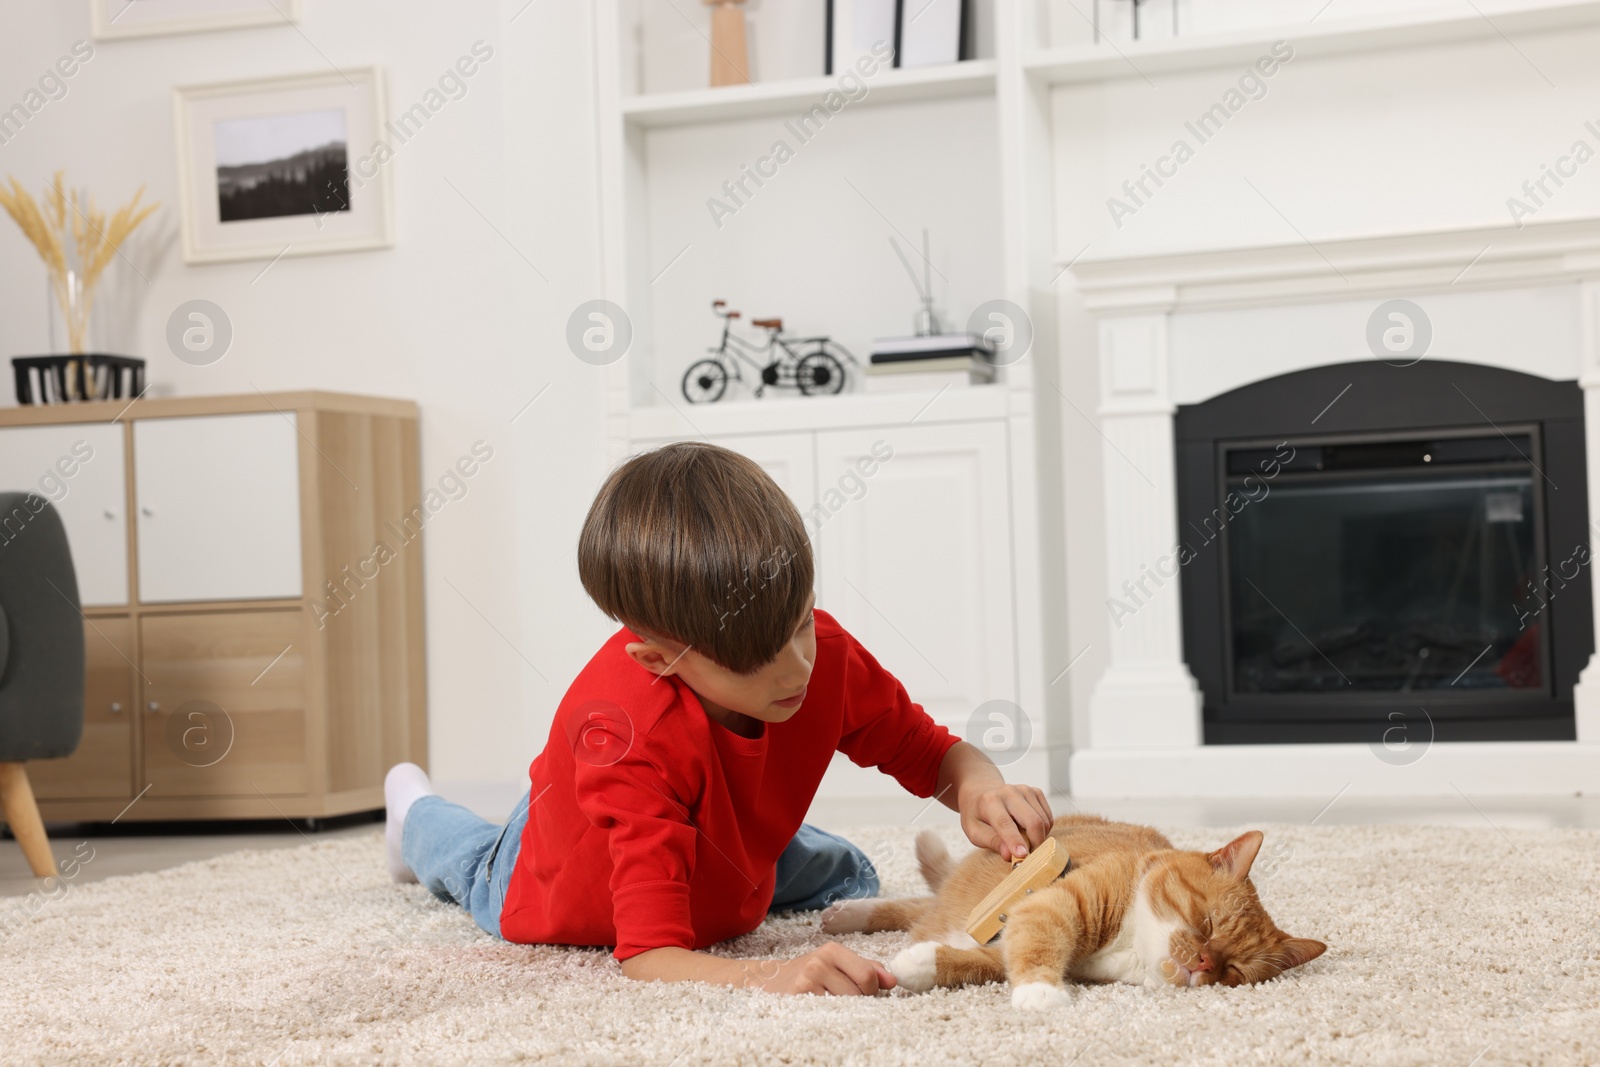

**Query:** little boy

left=385, top=441, right=1052, bottom=995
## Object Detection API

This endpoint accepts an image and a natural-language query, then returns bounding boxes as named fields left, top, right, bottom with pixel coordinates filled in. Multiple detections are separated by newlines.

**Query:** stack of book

left=865, top=334, right=996, bottom=394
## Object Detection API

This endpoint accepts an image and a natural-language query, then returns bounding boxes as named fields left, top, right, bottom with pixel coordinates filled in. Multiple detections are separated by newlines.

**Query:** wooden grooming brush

left=964, top=837, right=1070, bottom=944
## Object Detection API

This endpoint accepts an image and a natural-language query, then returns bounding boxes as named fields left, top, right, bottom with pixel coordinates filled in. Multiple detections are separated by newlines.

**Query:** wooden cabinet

left=0, top=423, right=129, bottom=606
left=0, top=392, right=427, bottom=822
left=29, top=618, right=137, bottom=801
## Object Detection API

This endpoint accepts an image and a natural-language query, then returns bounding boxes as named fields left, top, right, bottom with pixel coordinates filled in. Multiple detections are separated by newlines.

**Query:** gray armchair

left=0, top=492, right=85, bottom=877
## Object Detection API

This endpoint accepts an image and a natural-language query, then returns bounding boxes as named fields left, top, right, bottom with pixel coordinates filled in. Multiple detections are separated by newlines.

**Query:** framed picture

left=173, top=67, right=393, bottom=265
left=91, top=0, right=303, bottom=41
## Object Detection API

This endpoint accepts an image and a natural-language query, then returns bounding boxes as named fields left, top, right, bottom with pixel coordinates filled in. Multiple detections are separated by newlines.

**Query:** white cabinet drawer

left=0, top=423, right=129, bottom=606
left=134, top=413, right=303, bottom=603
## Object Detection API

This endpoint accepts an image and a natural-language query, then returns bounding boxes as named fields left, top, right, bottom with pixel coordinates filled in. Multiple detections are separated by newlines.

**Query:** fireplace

left=1063, top=219, right=1600, bottom=796
left=1175, top=361, right=1591, bottom=745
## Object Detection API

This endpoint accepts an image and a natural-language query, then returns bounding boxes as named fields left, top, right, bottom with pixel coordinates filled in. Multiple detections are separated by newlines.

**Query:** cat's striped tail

left=915, top=831, right=954, bottom=891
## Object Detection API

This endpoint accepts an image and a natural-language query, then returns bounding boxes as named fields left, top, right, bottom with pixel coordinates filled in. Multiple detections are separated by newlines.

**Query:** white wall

left=1050, top=19, right=1600, bottom=749
left=0, top=1, right=617, bottom=802
left=1054, top=23, right=1600, bottom=259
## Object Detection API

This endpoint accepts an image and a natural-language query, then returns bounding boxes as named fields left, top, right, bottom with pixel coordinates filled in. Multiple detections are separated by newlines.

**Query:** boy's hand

left=959, top=781, right=1053, bottom=861
left=751, top=942, right=897, bottom=996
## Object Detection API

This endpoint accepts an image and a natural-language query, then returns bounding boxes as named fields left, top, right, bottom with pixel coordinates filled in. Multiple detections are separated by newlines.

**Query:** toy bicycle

left=681, top=300, right=857, bottom=403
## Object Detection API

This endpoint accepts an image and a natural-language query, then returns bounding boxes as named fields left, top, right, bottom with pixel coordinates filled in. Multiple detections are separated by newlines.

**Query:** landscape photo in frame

left=214, top=108, right=349, bottom=222
left=173, top=68, right=393, bottom=264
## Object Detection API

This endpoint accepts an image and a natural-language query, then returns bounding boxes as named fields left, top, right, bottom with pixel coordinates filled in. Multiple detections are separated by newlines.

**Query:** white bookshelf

left=591, top=0, right=1600, bottom=412
left=588, top=0, right=1592, bottom=793
left=595, top=2, right=1035, bottom=410
left=593, top=0, right=1059, bottom=789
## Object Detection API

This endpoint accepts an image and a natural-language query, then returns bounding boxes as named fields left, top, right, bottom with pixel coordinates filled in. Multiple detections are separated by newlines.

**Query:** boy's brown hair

left=578, top=441, right=814, bottom=673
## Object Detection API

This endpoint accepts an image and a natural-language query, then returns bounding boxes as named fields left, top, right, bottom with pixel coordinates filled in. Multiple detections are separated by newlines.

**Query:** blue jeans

left=401, top=789, right=880, bottom=940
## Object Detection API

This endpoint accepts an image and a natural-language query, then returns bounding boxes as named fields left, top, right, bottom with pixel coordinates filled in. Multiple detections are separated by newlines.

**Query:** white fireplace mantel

left=1071, top=215, right=1600, bottom=316
left=1066, top=216, right=1600, bottom=798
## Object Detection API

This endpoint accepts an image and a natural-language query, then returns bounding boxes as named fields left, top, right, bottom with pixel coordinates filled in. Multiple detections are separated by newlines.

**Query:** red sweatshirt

left=498, top=609, right=959, bottom=959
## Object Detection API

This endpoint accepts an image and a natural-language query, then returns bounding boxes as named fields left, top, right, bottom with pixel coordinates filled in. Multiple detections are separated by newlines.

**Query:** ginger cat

left=821, top=815, right=1325, bottom=1009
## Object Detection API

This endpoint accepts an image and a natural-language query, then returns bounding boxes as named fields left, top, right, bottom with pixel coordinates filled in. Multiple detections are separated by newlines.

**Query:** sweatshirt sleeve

left=834, top=634, right=961, bottom=798
left=572, top=743, right=699, bottom=960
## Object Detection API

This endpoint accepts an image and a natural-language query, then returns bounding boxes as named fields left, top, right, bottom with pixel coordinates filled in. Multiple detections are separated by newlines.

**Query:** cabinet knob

left=103, top=509, right=117, bottom=520
left=109, top=702, right=122, bottom=714
left=146, top=701, right=160, bottom=713
left=141, top=507, right=155, bottom=518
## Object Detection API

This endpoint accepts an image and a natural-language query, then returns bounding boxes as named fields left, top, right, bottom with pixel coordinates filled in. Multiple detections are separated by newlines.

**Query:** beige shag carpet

left=4, top=821, right=1598, bottom=1066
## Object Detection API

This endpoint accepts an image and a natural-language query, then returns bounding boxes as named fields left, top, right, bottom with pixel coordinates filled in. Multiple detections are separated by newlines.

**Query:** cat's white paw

left=819, top=900, right=872, bottom=934
left=1011, top=981, right=1071, bottom=1011
left=888, top=942, right=940, bottom=993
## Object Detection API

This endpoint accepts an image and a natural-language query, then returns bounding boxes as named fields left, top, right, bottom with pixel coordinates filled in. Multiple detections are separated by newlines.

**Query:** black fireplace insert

left=1175, top=361, right=1591, bottom=744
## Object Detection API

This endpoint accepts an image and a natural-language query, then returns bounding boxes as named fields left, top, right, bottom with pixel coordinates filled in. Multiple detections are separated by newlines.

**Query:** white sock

left=385, top=762, right=435, bottom=884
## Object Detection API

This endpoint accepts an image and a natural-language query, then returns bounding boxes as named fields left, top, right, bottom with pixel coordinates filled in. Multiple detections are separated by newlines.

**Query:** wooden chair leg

left=0, top=762, right=55, bottom=878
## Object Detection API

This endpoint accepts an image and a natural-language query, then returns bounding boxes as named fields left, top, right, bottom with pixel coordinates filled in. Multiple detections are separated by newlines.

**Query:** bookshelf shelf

left=627, top=383, right=1007, bottom=441
left=1023, top=0, right=1600, bottom=85
left=620, top=59, right=999, bottom=129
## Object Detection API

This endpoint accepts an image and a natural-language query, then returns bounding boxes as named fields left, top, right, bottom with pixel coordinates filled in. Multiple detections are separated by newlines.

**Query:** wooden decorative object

left=704, top=0, right=750, bottom=86
left=964, top=837, right=1070, bottom=944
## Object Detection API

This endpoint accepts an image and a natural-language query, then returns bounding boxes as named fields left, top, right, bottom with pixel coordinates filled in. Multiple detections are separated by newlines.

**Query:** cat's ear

left=1207, top=831, right=1263, bottom=880
left=1276, top=937, right=1326, bottom=971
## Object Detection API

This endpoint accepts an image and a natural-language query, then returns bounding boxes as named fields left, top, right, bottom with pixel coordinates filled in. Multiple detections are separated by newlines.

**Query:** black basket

left=13, top=355, right=145, bottom=405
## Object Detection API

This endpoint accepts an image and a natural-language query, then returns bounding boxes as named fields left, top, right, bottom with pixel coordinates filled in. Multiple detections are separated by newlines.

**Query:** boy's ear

left=625, top=639, right=688, bottom=678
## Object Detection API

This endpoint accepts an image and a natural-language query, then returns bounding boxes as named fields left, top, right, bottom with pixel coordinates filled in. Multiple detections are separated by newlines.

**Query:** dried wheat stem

left=1, top=171, right=159, bottom=354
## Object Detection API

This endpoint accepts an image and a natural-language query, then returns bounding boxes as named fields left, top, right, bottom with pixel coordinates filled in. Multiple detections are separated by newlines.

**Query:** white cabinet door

left=634, top=430, right=819, bottom=592
left=635, top=432, right=818, bottom=516
left=717, top=432, right=820, bottom=595
left=813, top=422, right=1015, bottom=732
left=709, top=432, right=818, bottom=518
left=0, top=423, right=128, bottom=606
left=134, top=413, right=303, bottom=603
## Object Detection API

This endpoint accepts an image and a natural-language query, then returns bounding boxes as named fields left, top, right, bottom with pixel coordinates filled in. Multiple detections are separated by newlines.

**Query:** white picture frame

left=91, top=0, right=304, bottom=41
left=173, top=67, right=394, bottom=265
